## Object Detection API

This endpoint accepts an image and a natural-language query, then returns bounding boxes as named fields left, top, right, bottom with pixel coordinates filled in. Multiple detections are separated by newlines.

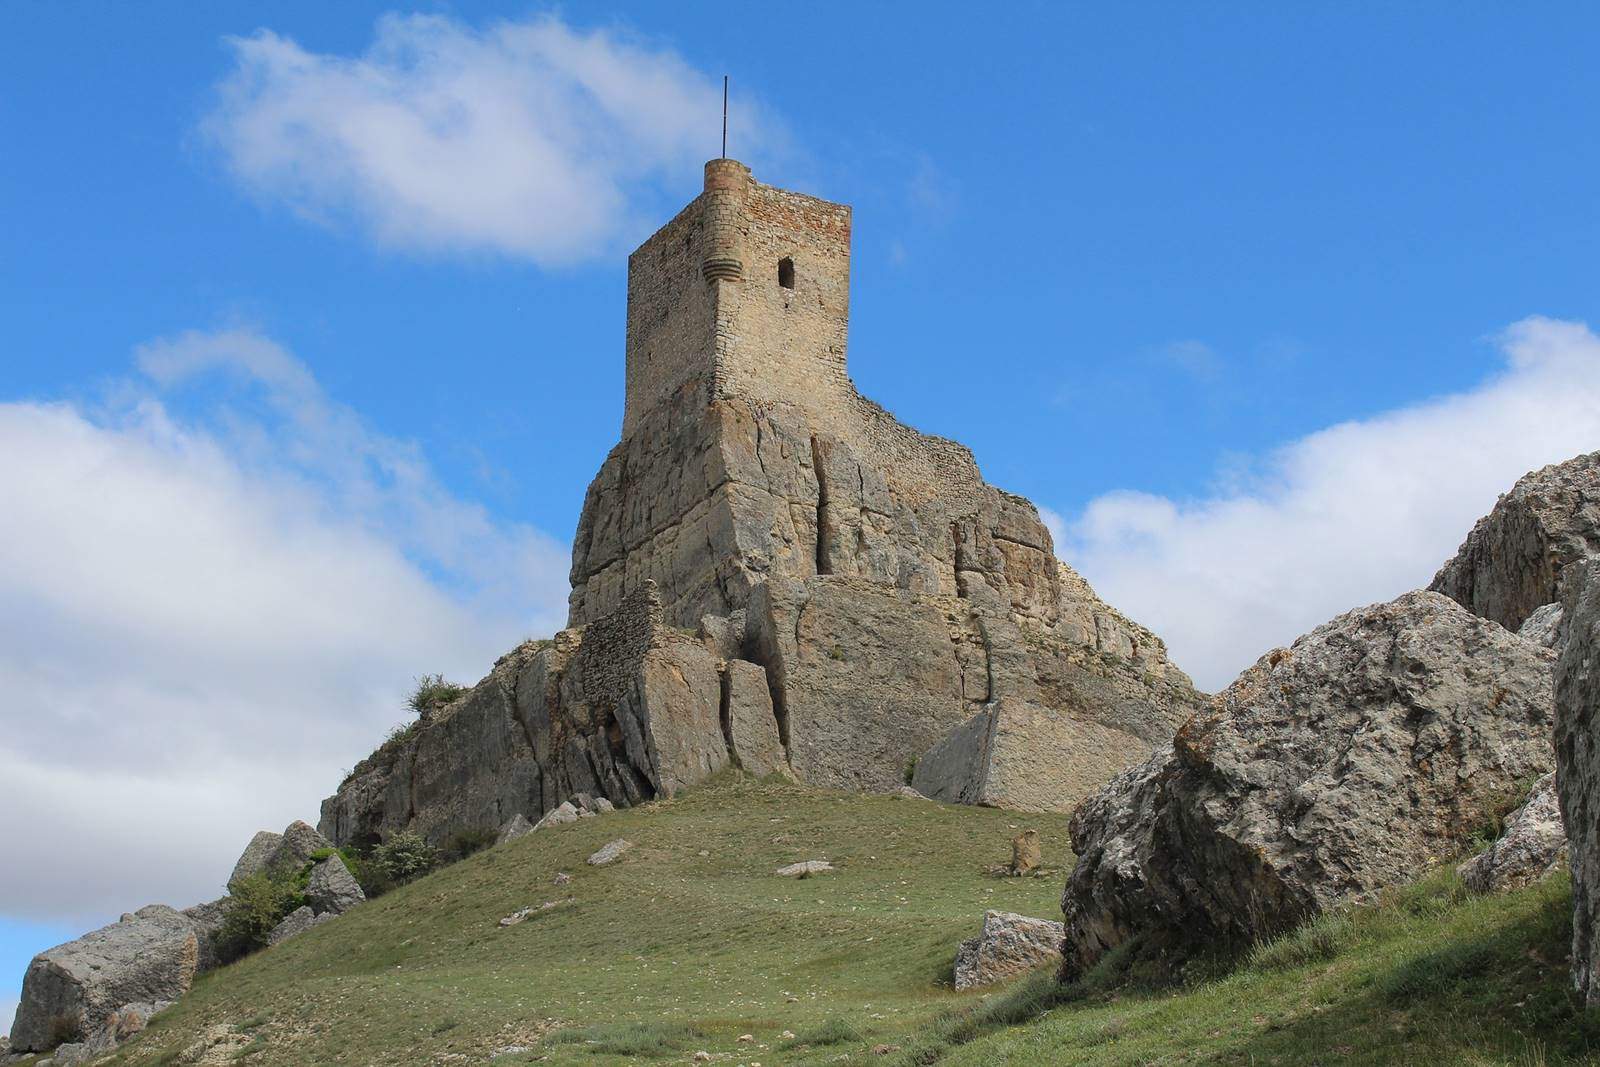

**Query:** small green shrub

left=904, top=757, right=918, bottom=785
left=408, top=673, right=467, bottom=716
left=442, top=826, right=497, bottom=863
left=786, top=1017, right=863, bottom=1047
left=385, top=720, right=420, bottom=746
left=1247, top=910, right=1356, bottom=970
left=372, top=830, right=440, bottom=886
left=545, top=1021, right=706, bottom=1056
left=217, top=867, right=304, bottom=962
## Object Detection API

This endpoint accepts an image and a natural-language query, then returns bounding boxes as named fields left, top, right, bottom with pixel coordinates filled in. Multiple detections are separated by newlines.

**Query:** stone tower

left=622, top=158, right=853, bottom=440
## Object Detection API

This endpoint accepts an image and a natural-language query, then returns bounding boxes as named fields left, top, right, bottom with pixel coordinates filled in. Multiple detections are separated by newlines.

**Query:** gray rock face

left=305, top=855, right=365, bottom=916
left=912, top=698, right=1156, bottom=813
left=533, top=801, right=579, bottom=831
left=723, top=659, right=789, bottom=778
left=496, top=813, right=534, bottom=845
left=1061, top=591, right=1556, bottom=976
left=321, top=583, right=730, bottom=851
left=1520, top=603, right=1567, bottom=649
left=10, top=905, right=199, bottom=1053
left=1459, top=773, right=1567, bottom=893
left=1431, top=450, right=1600, bottom=634
left=227, top=830, right=282, bottom=888
left=227, top=821, right=332, bottom=889
left=266, top=906, right=329, bottom=947
left=1557, top=561, right=1600, bottom=1004
left=954, top=911, right=1065, bottom=990
left=179, top=898, right=230, bottom=975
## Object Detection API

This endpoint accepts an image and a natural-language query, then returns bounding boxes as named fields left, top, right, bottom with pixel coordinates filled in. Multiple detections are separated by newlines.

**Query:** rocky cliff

left=319, top=160, right=1203, bottom=847
left=1431, top=450, right=1600, bottom=639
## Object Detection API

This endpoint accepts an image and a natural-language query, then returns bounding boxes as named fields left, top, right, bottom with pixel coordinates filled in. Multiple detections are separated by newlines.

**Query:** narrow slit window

left=778, top=257, right=795, bottom=289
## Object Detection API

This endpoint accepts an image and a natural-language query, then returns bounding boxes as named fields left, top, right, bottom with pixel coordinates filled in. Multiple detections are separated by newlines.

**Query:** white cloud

left=0, top=329, right=568, bottom=926
left=1060, top=316, right=1600, bottom=692
left=206, top=13, right=772, bottom=263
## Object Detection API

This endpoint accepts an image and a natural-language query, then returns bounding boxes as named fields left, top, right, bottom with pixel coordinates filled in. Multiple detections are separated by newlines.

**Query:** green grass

left=904, top=870, right=1600, bottom=1067
left=102, top=773, right=1067, bottom=1066
left=95, top=774, right=1600, bottom=1066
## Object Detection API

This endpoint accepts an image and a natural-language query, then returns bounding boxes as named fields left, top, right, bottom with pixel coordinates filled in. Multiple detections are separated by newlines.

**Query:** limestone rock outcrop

left=1431, top=450, right=1600, bottom=636
left=320, top=583, right=732, bottom=849
left=1458, top=773, right=1567, bottom=893
left=954, top=911, right=1065, bottom=990
left=305, top=854, right=365, bottom=916
left=1557, top=561, right=1600, bottom=1004
left=267, top=906, right=329, bottom=947
left=317, top=161, right=1201, bottom=848
left=228, top=821, right=332, bottom=888
left=1061, top=591, right=1556, bottom=977
left=9, top=906, right=200, bottom=1053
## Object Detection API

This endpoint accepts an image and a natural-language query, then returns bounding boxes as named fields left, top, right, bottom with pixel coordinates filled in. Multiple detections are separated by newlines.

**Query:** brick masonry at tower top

left=622, top=158, right=854, bottom=439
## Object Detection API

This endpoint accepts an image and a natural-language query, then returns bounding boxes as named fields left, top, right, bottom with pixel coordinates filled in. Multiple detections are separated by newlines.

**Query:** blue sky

left=3, top=2, right=1599, bottom=1032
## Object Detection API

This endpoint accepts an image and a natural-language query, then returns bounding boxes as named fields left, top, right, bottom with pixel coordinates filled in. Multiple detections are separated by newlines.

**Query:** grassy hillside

left=99, top=775, right=1070, bottom=1066
left=75, top=774, right=1600, bottom=1066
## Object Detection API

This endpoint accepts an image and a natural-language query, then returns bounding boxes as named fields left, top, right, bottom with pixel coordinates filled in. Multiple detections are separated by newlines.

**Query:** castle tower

left=622, top=159, right=854, bottom=438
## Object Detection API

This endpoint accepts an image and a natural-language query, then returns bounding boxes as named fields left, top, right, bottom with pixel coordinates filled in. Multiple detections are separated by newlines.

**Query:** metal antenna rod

left=721, top=75, right=728, bottom=158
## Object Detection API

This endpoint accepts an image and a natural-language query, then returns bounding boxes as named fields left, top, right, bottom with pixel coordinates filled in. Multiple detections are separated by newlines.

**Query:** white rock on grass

left=587, top=840, right=632, bottom=866
left=495, top=813, right=534, bottom=845
left=954, top=910, right=1065, bottom=990
left=533, top=801, right=579, bottom=831
left=776, top=860, right=833, bottom=877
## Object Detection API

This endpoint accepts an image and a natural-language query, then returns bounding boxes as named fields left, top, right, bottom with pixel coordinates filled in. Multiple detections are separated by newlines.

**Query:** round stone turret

left=700, top=158, right=749, bottom=283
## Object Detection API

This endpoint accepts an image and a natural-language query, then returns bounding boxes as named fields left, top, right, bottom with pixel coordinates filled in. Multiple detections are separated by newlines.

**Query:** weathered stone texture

left=320, top=583, right=727, bottom=848
left=10, top=906, right=199, bottom=1053
left=1061, top=591, right=1556, bottom=977
left=1557, top=561, right=1600, bottom=1004
left=913, top=699, right=1151, bottom=813
left=723, top=658, right=789, bottom=778
left=953, top=911, right=1065, bottom=990
left=321, top=159, right=1204, bottom=847
left=305, top=855, right=365, bottom=916
left=1431, top=450, right=1600, bottom=633
left=1458, top=773, right=1567, bottom=893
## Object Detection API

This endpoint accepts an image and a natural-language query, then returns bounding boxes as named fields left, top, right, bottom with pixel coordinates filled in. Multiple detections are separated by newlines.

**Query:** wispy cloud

left=0, top=329, right=568, bottom=925
left=1059, top=316, right=1600, bottom=691
left=205, top=13, right=776, bottom=263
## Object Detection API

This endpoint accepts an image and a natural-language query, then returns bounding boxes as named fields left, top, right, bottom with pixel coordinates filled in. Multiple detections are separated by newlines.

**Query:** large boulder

left=954, top=911, right=1065, bottom=990
left=9, top=905, right=199, bottom=1053
left=228, top=820, right=332, bottom=889
left=1061, top=591, right=1556, bottom=976
left=1458, top=773, right=1567, bottom=893
left=266, top=906, right=329, bottom=947
left=1557, top=561, right=1600, bottom=1003
left=1431, top=451, right=1600, bottom=634
left=305, top=855, right=365, bottom=916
